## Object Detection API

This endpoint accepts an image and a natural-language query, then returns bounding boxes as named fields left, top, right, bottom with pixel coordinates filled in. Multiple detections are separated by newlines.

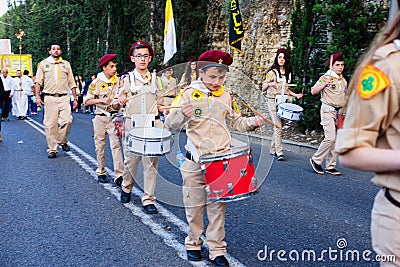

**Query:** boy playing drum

left=165, top=50, right=267, bottom=266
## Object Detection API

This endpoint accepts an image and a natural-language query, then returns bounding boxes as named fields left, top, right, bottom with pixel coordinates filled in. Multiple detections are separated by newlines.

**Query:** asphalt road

left=0, top=111, right=382, bottom=266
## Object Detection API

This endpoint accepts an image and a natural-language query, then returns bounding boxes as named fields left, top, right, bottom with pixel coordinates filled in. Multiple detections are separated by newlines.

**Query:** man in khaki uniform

left=35, top=42, right=77, bottom=158
left=84, top=54, right=124, bottom=185
left=309, top=53, right=347, bottom=175
left=165, top=50, right=267, bottom=266
left=114, top=41, right=163, bottom=214
left=336, top=16, right=400, bottom=263
left=160, top=67, right=179, bottom=106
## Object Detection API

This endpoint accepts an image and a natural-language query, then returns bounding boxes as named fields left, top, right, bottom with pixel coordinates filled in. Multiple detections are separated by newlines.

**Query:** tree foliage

left=290, top=0, right=387, bottom=132
left=0, top=0, right=210, bottom=77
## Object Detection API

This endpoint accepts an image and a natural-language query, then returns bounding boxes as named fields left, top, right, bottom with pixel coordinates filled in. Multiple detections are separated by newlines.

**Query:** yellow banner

left=0, top=54, right=33, bottom=76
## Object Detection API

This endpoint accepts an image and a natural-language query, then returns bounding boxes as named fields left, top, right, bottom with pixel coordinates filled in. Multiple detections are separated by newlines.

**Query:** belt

left=384, top=188, right=400, bottom=208
left=96, top=113, right=107, bottom=116
left=322, top=102, right=341, bottom=111
left=14, top=90, right=23, bottom=92
left=44, top=93, right=67, bottom=97
left=165, top=95, right=176, bottom=98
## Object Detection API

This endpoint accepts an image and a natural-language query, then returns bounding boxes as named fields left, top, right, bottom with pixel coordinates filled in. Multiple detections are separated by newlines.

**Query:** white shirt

left=1, top=75, right=15, bottom=92
left=21, top=75, right=34, bottom=95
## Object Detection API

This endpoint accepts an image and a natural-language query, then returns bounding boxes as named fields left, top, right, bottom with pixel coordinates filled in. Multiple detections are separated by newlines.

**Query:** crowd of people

left=2, top=11, right=400, bottom=266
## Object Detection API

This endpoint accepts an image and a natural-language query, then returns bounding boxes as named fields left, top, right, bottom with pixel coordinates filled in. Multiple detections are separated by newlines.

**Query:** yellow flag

left=163, top=0, right=177, bottom=64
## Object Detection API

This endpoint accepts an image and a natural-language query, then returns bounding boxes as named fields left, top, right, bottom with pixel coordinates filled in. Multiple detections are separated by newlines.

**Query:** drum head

left=128, top=127, right=171, bottom=139
left=279, top=102, right=303, bottom=112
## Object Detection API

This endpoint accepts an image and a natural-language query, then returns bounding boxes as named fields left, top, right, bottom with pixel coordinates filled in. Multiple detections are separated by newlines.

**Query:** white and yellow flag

left=163, top=0, right=177, bottom=64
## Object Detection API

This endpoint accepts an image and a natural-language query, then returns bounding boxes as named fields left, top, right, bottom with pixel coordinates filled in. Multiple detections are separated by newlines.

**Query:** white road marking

left=25, top=118, right=246, bottom=267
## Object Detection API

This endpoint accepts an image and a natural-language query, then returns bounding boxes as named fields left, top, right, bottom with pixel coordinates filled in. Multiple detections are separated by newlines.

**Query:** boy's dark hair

left=49, top=41, right=61, bottom=49
left=23, top=70, right=29, bottom=75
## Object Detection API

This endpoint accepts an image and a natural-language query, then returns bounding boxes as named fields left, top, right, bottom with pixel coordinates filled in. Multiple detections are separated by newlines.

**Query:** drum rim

left=208, top=189, right=258, bottom=203
left=126, top=149, right=171, bottom=156
left=127, top=135, right=172, bottom=142
left=277, top=103, right=304, bottom=112
left=200, top=148, right=251, bottom=162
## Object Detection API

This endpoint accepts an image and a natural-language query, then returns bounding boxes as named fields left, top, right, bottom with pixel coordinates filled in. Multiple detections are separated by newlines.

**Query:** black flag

left=229, top=0, right=244, bottom=53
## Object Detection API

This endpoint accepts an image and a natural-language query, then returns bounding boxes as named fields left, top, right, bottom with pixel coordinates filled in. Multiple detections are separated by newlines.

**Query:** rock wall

left=206, top=0, right=293, bottom=90
left=205, top=0, right=390, bottom=93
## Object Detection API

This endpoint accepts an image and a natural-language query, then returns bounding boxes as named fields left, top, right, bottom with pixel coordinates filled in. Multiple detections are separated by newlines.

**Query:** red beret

left=98, top=54, right=117, bottom=68
left=276, top=48, right=290, bottom=58
left=326, top=52, right=344, bottom=67
left=197, top=50, right=233, bottom=70
left=128, top=41, right=154, bottom=59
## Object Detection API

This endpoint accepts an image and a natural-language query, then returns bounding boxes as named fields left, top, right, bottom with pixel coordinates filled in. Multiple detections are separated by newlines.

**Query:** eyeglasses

left=133, top=54, right=150, bottom=59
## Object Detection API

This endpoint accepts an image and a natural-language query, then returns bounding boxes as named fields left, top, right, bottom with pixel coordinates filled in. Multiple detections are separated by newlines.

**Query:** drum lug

left=240, top=169, right=247, bottom=177
left=252, top=177, right=258, bottom=187
left=201, top=164, right=206, bottom=174
left=223, top=161, right=229, bottom=171
left=213, top=189, right=224, bottom=198
left=227, top=183, right=233, bottom=195
left=205, top=185, right=211, bottom=198
left=248, top=154, right=253, bottom=164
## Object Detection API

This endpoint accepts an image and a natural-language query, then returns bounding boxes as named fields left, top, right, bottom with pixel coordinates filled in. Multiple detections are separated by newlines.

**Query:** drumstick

left=161, top=105, right=182, bottom=109
left=241, top=101, right=281, bottom=129
left=286, top=84, right=297, bottom=87
left=301, top=87, right=304, bottom=94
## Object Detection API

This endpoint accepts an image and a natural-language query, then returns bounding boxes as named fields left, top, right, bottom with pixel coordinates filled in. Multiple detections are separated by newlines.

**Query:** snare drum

left=277, top=102, right=303, bottom=121
left=200, top=146, right=258, bottom=202
left=126, top=127, right=172, bottom=156
left=337, top=113, right=346, bottom=129
left=112, top=113, right=124, bottom=138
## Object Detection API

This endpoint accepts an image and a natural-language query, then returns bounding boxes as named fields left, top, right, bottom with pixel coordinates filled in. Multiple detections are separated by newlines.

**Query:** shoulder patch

left=357, top=65, right=391, bottom=100
left=232, top=100, right=240, bottom=114
left=191, top=90, right=205, bottom=101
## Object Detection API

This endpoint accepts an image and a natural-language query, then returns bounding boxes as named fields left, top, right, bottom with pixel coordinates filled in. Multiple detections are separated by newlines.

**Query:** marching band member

left=165, top=50, right=267, bottom=266
left=336, top=12, right=400, bottom=263
left=83, top=54, right=124, bottom=185
left=160, top=66, right=179, bottom=107
left=261, top=48, right=303, bottom=161
left=309, top=53, right=347, bottom=175
left=114, top=41, right=163, bottom=214
left=179, top=59, right=198, bottom=89
left=35, top=42, right=77, bottom=159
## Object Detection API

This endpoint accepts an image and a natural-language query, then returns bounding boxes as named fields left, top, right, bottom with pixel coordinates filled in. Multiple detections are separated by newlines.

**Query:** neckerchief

left=133, top=69, right=151, bottom=84
left=46, top=56, right=63, bottom=84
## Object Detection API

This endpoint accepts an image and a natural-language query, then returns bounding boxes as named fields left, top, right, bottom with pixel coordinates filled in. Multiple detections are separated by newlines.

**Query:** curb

left=231, top=131, right=318, bottom=156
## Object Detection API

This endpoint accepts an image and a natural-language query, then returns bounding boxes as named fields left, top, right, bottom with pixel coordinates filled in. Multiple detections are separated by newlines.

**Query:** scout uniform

left=160, top=70, right=179, bottom=106
left=117, top=41, right=163, bottom=212
left=35, top=55, right=76, bottom=155
left=83, top=54, right=124, bottom=184
left=263, top=59, right=292, bottom=158
left=336, top=40, right=400, bottom=261
left=310, top=53, right=347, bottom=174
left=165, top=50, right=261, bottom=265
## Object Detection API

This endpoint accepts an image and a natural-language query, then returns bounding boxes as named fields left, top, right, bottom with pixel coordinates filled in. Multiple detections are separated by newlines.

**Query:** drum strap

left=186, top=138, right=200, bottom=162
left=384, top=188, right=400, bottom=208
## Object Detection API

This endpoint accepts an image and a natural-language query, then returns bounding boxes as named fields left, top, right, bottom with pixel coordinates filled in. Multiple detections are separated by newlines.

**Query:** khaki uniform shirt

left=336, top=42, right=400, bottom=190
left=83, top=72, right=119, bottom=115
left=264, top=69, right=291, bottom=98
left=165, top=80, right=257, bottom=156
left=117, top=69, right=162, bottom=118
left=35, top=56, right=76, bottom=94
left=159, top=75, right=179, bottom=106
left=312, top=70, right=347, bottom=108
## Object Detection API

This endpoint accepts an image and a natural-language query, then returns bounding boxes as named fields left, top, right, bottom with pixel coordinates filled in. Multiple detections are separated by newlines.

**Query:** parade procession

left=1, top=0, right=400, bottom=266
